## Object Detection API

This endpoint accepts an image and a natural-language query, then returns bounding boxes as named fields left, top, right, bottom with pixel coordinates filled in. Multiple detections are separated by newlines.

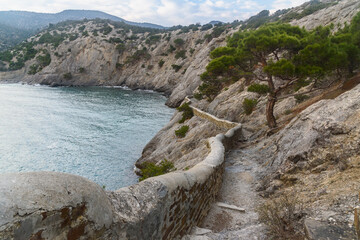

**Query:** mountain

left=0, top=10, right=165, bottom=30
left=0, top=10, right=165, bottom=51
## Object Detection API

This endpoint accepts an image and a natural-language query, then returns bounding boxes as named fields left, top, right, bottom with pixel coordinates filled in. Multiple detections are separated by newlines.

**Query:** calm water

left=0, top=84, right=174, bottom=190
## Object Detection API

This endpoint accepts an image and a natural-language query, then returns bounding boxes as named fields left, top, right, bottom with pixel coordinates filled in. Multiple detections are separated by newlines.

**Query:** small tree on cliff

left=232, top=24, right=350, bottom=128
left=197, top=22, right=356, bottom=128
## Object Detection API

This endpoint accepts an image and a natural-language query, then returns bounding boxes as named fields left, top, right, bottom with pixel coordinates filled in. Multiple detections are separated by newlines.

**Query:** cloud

left=0, top=0, right=309, bottom=26
left=270, top=0, right=308, bottom=11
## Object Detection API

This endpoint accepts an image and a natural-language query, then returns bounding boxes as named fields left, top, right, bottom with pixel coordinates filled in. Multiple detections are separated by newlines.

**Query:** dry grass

left=257, top=194, right=305, bottom=240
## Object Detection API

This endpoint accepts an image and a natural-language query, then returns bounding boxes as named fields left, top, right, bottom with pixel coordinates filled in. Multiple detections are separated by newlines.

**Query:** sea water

left=0, top=84, right=174, bottom=190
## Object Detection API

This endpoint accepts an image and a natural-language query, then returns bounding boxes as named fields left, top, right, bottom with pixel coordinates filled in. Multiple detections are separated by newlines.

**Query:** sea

left=0, top=84, right=174, bottom=190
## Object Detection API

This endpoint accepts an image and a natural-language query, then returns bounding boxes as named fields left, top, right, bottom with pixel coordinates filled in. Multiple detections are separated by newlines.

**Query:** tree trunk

left=266, top=94, right=277, bottom=128
left=266, top=75, right=277, bottom=128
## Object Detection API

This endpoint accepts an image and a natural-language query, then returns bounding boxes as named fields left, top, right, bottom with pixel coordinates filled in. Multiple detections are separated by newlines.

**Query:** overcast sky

left=0, top=0, right=308, bottom=26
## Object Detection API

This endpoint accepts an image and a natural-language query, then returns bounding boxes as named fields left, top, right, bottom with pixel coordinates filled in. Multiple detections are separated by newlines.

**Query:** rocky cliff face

left=0, top=20, right=234, bottom=107
left=290, top=0, right=360, bottom=30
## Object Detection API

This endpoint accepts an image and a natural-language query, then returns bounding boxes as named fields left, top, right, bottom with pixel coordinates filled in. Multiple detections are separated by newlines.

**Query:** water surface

left=0, top=84, right=174, bottom=190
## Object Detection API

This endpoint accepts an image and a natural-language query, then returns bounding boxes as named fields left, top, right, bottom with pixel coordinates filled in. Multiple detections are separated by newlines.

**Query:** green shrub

left=201, top=24, right=213, bottom=31
left=294, top=79, right=311, bottom=91
left=78, top=25, right=85, bottom=32
left=0, top=51, right=13, bottom=62
left=194, top=92, right=203, bottom=100
left=116, top=63, right=123, bottom=69
left=294, top=94, right=309, bottom=103
left=174, top=38, right=185, bottom=47
left=69, top=34, right=79, bottom=41
left=196, top=39, right=204, bottom=45
left=116, top=43, right=126, bottom=54
left=189, top=48, right=195, bottom=55
left=139, top=159, right=175, bottom=181
left=171, top=64, right=182, bottom=72
left=175, top=125, right=189, bottom=138
left=248, top=83, right=270, bottom=94
left=28, top=64, right=39, bottom=75
left=175, top=50, right=187, bottom=59
left=168, top=45, right=176, bottom=53
left=79, top=67, right=85, bottom=73
left=36, top=52, right=51, bottom=67
left=243, top=98, right=258, bottom=115
left=63, top=72, right=72, bottom=80
left=158, top=59, right=165, bottom=68
left=145, top=34, right=161, bottom=45
left=177, top=103, right=194, bottom=123
left=125, top=49, right=151, bottom=64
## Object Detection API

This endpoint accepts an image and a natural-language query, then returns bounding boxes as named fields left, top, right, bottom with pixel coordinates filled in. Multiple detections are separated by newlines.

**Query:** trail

left=184, top=143, right=266, bottom=240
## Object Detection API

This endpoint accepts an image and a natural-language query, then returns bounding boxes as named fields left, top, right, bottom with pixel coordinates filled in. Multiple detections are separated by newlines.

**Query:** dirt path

left=183, top=145, right=267, bottom=240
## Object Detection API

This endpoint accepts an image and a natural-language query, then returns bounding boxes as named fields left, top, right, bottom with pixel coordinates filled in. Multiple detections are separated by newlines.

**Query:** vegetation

left=257, top=194, right=304, bottom=240
left=139, top=159, right=175, bottom=181
left=248, top=84, right=270, bottom=94
left=171, top=64, right=182, bottom=72
left=38, top=31, right=66, bottom=47
left=201, top=24, right=213, bottom=31
left=294, top=94, right=310, bottom=103
left=63, top=72, right=72, bottom=80
left=174, top=38, right=185, bottom=47
left=125, top=48, right=151, bottom=64
left=175, top=125, right=189, bottom=138
left=243, top=98, right=258, bottom=115
left=175, top=50, right=186, bottom=59
left=197, top=12, right=360, bottom=128
left=158, top=59, right=165, bottom=68
left=177, top=102, right=194, bottom=123
left=116, top=43, right=126, bottom=54
left=145, top=34, right=161, bottom=45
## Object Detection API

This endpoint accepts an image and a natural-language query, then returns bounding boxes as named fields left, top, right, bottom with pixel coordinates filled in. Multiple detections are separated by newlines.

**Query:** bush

left=158, top=59, right=165, bottom=68
left=201, top=24, right=213, bottom=31
left=36, top=52, right=51, bottom=67
left=79, top=67, right=85, bottom=73
left=294, top=94, right=310, bottom=103
left=248, top=83, right=270, bottom=94
left=177, top=102, right=194, bottom=123
left=175, top=125, right=189, bottom=138
left=175, top=50, right=187, bottom=59
left=63, top=72, right=72, bottom=80
left=139, top=159, right=175, bottom=181
left=168, top=45, right=176, bottom=53
left=125, top=49, right=151, bottom=64
left=116, top=63, right=123, bottom=69
left=174, top=38, right=185, bottom=47
left=257, top=194, right=304, bottom=240
left=116, top=43, right=126, bottom=54
left=28, top=64, right=39, bottom=75
left=243, top=98, right=258, bottom=115
left=171, top=64, right=182, bottom=72
left=145, top=34, right=161, bottom=45
left=194, top=92, right=203, bottom=100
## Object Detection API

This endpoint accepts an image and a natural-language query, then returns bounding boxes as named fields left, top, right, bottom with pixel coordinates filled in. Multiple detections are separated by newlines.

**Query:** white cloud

left=0, top=0, right=310, bottom=26
left=271, top=0, right=308, bottom=12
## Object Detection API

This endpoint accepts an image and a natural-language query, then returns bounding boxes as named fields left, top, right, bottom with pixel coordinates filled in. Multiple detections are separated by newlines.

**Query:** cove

left=0, top=84, right=174, bottom=190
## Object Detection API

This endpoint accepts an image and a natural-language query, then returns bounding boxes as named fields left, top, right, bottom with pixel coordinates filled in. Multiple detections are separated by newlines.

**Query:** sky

left=0, top=0, right=309, bottom=27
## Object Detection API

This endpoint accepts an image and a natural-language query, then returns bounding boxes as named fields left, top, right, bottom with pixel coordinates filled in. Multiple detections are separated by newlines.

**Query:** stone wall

left=185, top=97, right=238, bottom=129
left=0, top=123, right=242, bottom=240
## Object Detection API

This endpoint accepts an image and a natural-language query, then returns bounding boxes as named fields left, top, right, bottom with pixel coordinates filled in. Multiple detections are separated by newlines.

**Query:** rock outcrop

left=291, top=0, right=360, bottom=30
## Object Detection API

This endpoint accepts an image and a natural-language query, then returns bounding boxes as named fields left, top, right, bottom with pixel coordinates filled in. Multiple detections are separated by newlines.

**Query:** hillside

left=0, top=10, right=165, bottom=51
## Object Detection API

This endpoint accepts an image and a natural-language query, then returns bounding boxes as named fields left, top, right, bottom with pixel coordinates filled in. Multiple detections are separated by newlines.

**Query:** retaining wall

left=0, top=117, right=242, bottom=240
